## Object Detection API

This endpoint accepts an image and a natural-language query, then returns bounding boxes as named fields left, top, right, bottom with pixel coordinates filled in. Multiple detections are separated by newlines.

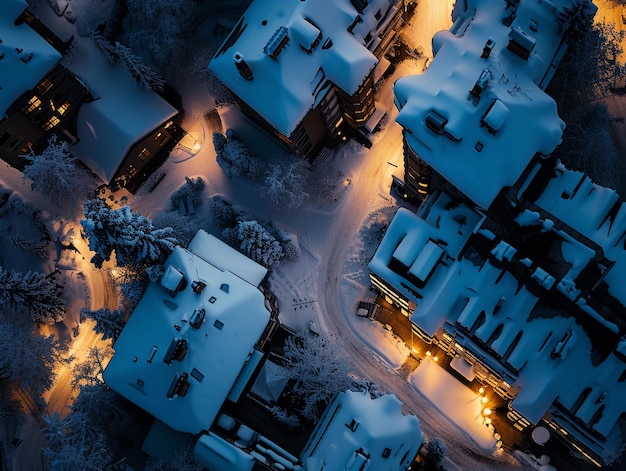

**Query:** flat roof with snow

left=104, top=231, right=271, bottom=434
left=1, top=0, right=61, bottom=115
left=394, top=0, right=583, bottom=209
left=67, top=41, right=177, bottom=183
left=209, top=0, right=397, bottom=137
left=301, top=390, right=423, bottom=471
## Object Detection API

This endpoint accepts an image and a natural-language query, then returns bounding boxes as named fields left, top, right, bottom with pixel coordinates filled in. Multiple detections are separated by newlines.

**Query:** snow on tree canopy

left=81, top=198, right=178, bottom=268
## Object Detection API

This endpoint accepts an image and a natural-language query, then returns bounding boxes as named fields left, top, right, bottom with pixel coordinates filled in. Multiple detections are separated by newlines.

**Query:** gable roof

left=68, top=41, right=177, bottom=183
left=0, top=0, right=61, bottom=116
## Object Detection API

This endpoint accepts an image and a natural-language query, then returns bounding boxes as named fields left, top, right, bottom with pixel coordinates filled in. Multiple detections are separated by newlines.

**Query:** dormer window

left=166, top=372, right=190, bottom=398
left=161, top=266, right=186, bottom=294
left=424, top=110, right=447, bottom=134
left=163, top=338, right=188, bottom=364
left=189, top=308, right=205, bottom=329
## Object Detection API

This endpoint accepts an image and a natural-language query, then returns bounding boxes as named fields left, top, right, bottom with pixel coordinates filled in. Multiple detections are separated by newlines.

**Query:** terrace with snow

left=393, top=0, right=588, bottom=208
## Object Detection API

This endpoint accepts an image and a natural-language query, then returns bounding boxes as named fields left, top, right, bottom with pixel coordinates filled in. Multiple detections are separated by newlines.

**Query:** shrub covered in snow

left=214, top=130, right=266, bottom=178
left=425, top=437, right=447, bottom=469
left=236, top=220, right=284, bottom=268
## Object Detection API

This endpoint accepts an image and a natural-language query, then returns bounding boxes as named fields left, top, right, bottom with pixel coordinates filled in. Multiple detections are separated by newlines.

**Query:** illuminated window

left=43, top=116, right=60, bottom=131
left=57, top=101, right=70, bottom=115
left=37, top=79, right=53, bottom=95
left=25, top=96, right=41, bottom=113
left=138, top=147, right=151, bottom=160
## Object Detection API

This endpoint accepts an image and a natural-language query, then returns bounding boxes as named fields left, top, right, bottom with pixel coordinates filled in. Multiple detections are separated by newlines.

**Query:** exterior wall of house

left=0, top=64, right=91, bottom=169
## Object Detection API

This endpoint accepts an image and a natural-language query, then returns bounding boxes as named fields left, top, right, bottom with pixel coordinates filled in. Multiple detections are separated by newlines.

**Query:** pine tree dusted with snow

left=556, top=0, right=595, bottom=44
left=113, top=41, right=166, bottom=92
left=7, top=233, right=49, bottom=259
left=0, top=267, right=65, bottom=324
left=425, top=437, right=447, bottom=469
left=81, top=198, right=178, bottom=269
left=282, top=332, right=353, bottom=421
left=0, top=317, right=68, bottom=398
left=237, top=220, right=284, bottom=268
left=214, top=130, right=266, bottom=178
left=22, top=136, right=93, bottom=214
left=80, top=308, right=125, bottom=344
left=91, top=30, right=118, bottom=65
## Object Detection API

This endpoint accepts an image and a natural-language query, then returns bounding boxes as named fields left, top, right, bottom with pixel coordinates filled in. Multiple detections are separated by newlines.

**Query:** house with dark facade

left=209, top=0, right=406, bottom=161
left=0, top=0, right=181, bottom=193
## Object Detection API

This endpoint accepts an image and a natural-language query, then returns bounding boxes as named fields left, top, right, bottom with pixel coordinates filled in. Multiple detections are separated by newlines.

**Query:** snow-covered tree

left=556, top=0, right=595, bottom=44
left=114, top=41, right=165, bottom=92
left=0, top=318, right=67, bottom=398
left=80, top=308, right=125, bottom=344
left=0, top=267, right=65, bottom=324
left=7, top=233, right=48, bottom=259
left=92, top=30, right=118, bottom=64
left=269, top=405, right=303, bottom=430
left=237, top=220, right=284, bottom=268
left=145, top=444, right=204, bottom=471
left=208, top=195, right=238, bottom=228
left=261, top=159, right=310, bottom=209
left=212, top=131, right=228, bottom=153
left=153, top=211, right=199, bottom=247
left=282, top=332, right=354, bottom=420
left=425, top=437, right=447, bottom=469
left=21, top=136, right=94, bottom=214
left=215, top=130, right=266, bottom=178
left=81, top=198, right=178, bottom=269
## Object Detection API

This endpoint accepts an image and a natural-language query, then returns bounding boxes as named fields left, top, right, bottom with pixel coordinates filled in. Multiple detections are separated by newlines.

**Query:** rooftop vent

left=424, top=110, right=448, bottom=134
left=191, top=280, right=206, bottom=294
left=264, top=26, right=289, bottom=60
left=234, top=52, right=253, bottom=80
left=189, top=308, right=206, bottom=329
left=164, top=338, right=188, bottom=364
left=507, top=27, right=536, bottom=60
left=470, top=69, right=492, bottom=98
left=166, top=372, right=190, bottom=398
left=481, top=37, right=495, bottom=59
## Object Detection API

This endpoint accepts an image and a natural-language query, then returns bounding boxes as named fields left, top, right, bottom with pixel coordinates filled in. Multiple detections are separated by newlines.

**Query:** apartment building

left=369, top=180, right=626, bottom=466
left=393, top=0, right=594, bottom=206
left=209, top=0, right=406, bottom=161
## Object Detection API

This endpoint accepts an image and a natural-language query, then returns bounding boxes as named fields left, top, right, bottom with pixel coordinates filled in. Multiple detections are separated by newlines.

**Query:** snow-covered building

left=209, top=0, right=405, bottom=161
left=0, top=0, right=88, bottom=169
left=192, top=390, right=423, bottom=471
left=300, top=390, right=423, bottom=470
left=393, top=0, right=595, bottom=207
left=369, top=188, right=626, bottom=467
left=104, top=230, right=279, bottom=435
left=68, top=40, right=180, bottom=193
left=0, top=1, right=181, bottom=193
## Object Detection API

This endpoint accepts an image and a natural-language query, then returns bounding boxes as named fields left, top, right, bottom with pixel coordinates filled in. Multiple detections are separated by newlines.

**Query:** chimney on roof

left=234, top=52, right=253, bottom=81
left=481, top=38, right=495, bottom=59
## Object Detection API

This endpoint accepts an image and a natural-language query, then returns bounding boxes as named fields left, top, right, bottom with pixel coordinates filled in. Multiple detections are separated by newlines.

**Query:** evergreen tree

left=81, top=198, right=178, bottom=269
left=237, top=220, right=284, bottom=268
left=0, top=318, right=67, bottom=397
left=556, top=0, right=595, bottom=44
left=21, top=136, right=94, bottom=215
left=113, top=41, right=166, bottom=92
left=80, top=308, right=125, bottom=344
left=0, top=267, right=65, bottom=324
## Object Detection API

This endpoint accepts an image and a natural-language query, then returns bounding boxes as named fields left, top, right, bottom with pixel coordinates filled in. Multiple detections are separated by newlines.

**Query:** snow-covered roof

left=209, top=0, right=396, bottom=136
left=370, top=191, right=626, bottom=463
left=534, top=162, right=626, bottom=309
left=394, top=0, right=582, bottom=209
left=103, top=232, right=271, bottom=434
left=0, top=0, right=61, bottom=116
left=301, top=390, right=423, bottom=471
left=68, top=41, right=177, bottom=183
